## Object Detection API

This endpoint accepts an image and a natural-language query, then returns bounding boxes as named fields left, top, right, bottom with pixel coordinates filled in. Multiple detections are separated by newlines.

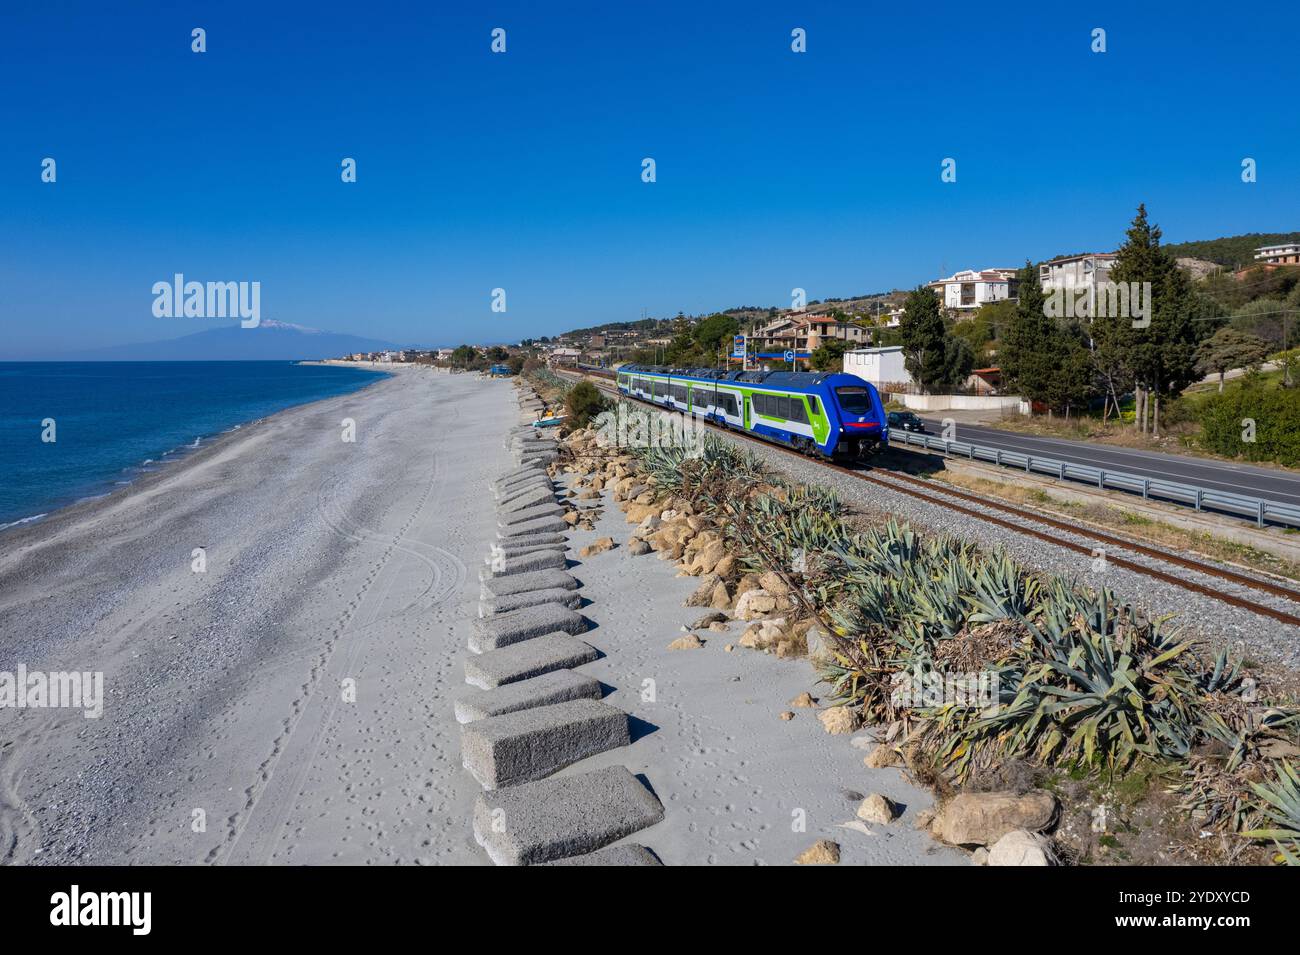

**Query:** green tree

left=810, top=337, right=850, bottom=371
left=899, top=286, right=971, bottom=392
left=664, top=314, right=704, bottom=366
left=563, top=381, right=608, bottom=432
left=954, top=299, right=1012, bottom=360
left=1105, top=204, right=1204, bottom=435
left=692, top=313, right=740, bottom=358
left=1045, top=323, right=1099, bottom=418
left=999, top=262, right=1059, bottom=407
left=1195, top=327, right=1272, bottom=392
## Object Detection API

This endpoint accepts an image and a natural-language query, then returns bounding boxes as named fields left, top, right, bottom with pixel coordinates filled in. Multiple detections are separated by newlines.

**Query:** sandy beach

left=0, top=368, right=506, bottom=865
left=1, top=368, right=962, bottom=866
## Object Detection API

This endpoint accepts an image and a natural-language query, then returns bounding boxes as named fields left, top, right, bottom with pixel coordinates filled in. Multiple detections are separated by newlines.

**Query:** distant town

left=336, top=230, right=1300, bottom=429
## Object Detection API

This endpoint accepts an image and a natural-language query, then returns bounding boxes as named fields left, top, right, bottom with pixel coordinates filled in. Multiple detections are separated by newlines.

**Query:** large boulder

left=931, top=791, right=1059, bottom=847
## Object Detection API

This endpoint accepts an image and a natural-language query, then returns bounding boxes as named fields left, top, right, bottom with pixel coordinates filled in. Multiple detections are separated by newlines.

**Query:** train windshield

left=834, top=387, right=875, bottom=415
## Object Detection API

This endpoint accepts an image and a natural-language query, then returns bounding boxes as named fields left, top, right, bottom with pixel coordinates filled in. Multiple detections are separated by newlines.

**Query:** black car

left=887, top=410, right=927, bottom=433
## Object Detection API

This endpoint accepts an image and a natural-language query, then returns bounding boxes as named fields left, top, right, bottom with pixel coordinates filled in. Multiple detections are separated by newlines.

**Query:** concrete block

left=479, top=569, right=578, bottom=599
left=489, top=532, right=569, bottom=551
left=494, top=465, right=546, bottom=488
left=480, top=549, right=568, bottom=579
left=541, top=844, right=661, bottom=866
left=493, top=476, right=551, bottom=501
left=498, top=485, right=555, bottom=511
left=479, top=586, right=581, bottom=617
left=497, top=503, right=564, bottom=527
left=484, top=541, right=566, bottom=563
left=468, top=602, right=586, bottom=653
left=472, top=766, right=665, bottom=866
left=454, top=669, right=602, bottom=724
left=464, top=634, right=598, bottom=689
left=460, top=699, right=629, bottom=789
left=497, top=515, right=569, bottom=539
left=514, top=451, right=557, bottom=467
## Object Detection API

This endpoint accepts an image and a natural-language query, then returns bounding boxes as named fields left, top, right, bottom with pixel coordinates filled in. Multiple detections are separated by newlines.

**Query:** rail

left=887, top=429, right=1300, bottom=529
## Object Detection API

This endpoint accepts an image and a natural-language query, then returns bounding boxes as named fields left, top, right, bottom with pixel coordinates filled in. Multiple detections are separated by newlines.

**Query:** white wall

left=888, top=392, right=1025, bottom=413
left=843, top=347, right=911, bottom=386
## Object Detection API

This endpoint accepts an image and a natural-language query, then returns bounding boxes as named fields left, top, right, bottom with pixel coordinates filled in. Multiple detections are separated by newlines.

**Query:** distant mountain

left=64, top=321, right=400, bottom=361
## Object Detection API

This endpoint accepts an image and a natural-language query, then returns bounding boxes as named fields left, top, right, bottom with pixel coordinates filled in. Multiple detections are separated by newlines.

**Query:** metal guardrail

left=888, top=429, right=1300, bottom=530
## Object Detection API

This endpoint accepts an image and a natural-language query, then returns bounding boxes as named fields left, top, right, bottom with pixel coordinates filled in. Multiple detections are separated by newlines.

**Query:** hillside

left=1163, top=232, right=1300, bottom=269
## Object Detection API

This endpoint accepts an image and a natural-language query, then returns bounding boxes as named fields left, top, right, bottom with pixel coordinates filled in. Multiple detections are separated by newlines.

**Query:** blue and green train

left=612, top=364, right=889, bottom=460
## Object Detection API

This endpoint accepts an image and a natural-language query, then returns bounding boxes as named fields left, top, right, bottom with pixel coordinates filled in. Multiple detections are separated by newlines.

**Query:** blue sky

left=2, top=0, right=1297, bottom=357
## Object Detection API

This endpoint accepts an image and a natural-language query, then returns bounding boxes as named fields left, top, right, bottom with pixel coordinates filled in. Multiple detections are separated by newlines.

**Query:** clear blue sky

left=2, top=0, right=1297, bottom=357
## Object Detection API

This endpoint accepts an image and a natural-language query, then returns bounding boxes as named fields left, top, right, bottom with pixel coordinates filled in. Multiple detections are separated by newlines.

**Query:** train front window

left=835, top=387, right=874, bottom=416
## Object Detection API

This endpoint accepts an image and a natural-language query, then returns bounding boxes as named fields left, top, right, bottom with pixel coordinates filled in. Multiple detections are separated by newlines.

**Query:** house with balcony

left=749, top=313, right=870, bottom=354
left=928, top=268, right=1019, bottom=313
left=1244, top=242, right=1300, bottom=274
left=1039, top=253, right=1117, bottom=317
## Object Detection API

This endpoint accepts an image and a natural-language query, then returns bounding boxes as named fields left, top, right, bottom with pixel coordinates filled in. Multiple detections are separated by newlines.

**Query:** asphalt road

left=909, top=418, right=1300, bottom=506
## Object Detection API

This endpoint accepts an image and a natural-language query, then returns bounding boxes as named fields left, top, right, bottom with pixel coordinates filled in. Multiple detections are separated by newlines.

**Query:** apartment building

left=927, top=268, right=1019, bottom=312
left=1252, top=243, right=1300, bottom=268
left=750, top=313, right=869, bottom=353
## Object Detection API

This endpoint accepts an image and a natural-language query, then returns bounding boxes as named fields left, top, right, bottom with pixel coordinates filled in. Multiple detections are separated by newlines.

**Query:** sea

left=0, top=361, right=389, bottom=530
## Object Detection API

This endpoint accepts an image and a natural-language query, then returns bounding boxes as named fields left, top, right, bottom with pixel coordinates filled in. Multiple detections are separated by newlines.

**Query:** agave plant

left=1244, top=761, right=1300, bottom=865
left=1014, top=587, right=1199, bottom=770
left=962, top=548, right=1041, bottom=623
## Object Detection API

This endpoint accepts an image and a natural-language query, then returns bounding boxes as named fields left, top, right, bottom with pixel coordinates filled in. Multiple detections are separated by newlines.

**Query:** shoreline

left=0, top=368, right=507, bottom=865
left=0, top=364, right=396, bottom=541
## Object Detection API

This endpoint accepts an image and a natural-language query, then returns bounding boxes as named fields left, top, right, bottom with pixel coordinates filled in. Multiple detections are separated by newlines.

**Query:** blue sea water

left=0, top=362, right=389, bottom=530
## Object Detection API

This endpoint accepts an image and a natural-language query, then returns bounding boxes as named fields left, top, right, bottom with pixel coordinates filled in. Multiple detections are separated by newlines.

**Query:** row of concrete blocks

left=512, top=437, right=557, bottom=469
left=516, top=385, right=547, bottom=425
left=457, top=455, right=662, bottom=865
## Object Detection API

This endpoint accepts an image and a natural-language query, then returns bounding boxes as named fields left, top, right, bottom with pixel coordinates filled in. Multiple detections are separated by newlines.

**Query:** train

left=602, top=363, right=889, bottom=460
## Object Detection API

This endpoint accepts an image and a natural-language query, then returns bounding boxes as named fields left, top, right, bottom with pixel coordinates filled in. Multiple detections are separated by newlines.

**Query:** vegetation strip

left=544, top=373, right=1300, bottom=866
left=566, top=367, right=1300, bottom=627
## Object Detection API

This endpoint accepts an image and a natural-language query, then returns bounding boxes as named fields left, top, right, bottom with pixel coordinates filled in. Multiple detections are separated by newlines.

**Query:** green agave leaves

left=1244, top=761, right=1300, bottom=866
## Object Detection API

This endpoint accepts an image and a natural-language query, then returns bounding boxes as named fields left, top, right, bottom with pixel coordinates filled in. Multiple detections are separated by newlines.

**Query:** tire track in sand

left=212, top=396, right=467, bottom=865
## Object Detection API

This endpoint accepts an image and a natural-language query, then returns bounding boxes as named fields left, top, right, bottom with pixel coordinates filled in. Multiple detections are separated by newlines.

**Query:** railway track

left=554, top=367, right=1300, bottom=627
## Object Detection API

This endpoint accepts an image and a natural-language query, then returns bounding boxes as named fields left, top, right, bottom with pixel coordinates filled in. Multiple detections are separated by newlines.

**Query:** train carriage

left=611, top=364, right=888, bottom=460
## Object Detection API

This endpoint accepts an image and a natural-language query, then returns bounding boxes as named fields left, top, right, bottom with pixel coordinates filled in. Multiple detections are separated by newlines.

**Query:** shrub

left=563, top=381, right=608, bottom=432
left=1198, top=385, right=1300, bottom=466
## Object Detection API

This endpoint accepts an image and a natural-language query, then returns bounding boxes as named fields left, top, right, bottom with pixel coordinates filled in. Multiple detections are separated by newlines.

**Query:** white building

left=1253, top=243, right=1300, bottom=267
left=843, top=345, right=911, bottom=389
left=1039, top=253, right=1117, bottom=314
left=928, top=268, right=1019, bottom=311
